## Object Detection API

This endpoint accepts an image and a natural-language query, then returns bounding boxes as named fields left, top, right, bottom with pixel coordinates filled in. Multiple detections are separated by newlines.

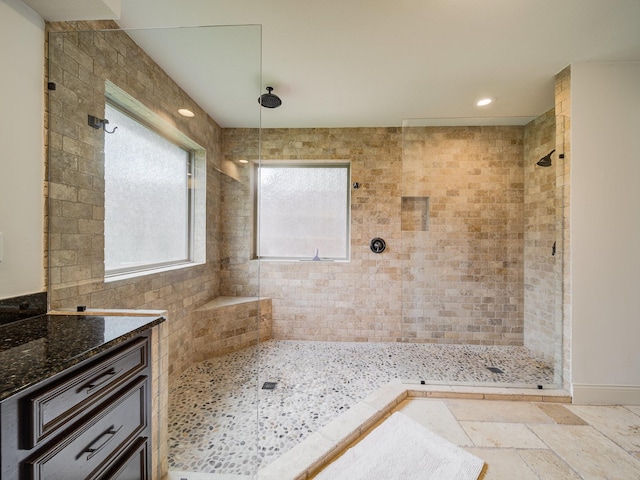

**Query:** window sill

left=105, top=261, right=205, bottom=283
left=254, top=258, right=350, bottom=263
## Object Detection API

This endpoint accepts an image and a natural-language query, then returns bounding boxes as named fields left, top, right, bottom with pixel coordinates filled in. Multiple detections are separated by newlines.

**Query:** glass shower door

left=400, top=116, right=564, bottom=389
left=47, top=25, right=263, bottom=479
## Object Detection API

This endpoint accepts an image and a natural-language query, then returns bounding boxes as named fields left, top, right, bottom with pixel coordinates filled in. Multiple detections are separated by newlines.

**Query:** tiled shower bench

left=191, top=296, right=272, bottom=361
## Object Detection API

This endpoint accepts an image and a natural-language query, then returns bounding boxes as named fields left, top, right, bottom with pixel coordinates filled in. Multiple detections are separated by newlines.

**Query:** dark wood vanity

left=0, top=313, right=164, bottom=480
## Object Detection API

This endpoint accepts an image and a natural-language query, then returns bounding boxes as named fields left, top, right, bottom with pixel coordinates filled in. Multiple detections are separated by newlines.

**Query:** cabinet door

left=23, top=377, right=147, bottom=480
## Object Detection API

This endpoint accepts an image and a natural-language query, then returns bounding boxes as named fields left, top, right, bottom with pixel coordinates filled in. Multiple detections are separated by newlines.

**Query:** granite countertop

left=0, top=314, right=165, bottom=401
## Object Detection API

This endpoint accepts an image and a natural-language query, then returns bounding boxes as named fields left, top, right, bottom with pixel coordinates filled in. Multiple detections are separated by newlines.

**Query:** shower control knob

left=370, top=237, right=386, bottom=254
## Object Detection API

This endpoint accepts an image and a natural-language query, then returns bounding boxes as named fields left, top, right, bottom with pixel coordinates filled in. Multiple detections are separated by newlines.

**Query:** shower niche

left=401, top=196, right=430, bottom=231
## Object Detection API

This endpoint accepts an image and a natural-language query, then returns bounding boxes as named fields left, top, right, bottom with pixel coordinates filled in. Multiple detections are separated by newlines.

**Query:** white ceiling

left=35, top=0, right=640, bottom=128
left=21, top=0, right=120, bottom=21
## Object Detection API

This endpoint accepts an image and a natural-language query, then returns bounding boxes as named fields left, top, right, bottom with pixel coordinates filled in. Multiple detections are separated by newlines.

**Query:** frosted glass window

left=258, top=164, right=350, bottom=259
left=104, top=102, right=192, bottom=275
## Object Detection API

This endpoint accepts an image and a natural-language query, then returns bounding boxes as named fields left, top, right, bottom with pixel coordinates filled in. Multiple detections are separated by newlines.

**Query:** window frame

left=253, top=160, right=351, bottom=262
left=103, top=85, right=206, bottom=281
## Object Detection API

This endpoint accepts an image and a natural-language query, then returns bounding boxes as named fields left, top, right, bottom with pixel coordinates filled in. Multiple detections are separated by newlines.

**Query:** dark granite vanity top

left=0, top=313, right=165, bottom=401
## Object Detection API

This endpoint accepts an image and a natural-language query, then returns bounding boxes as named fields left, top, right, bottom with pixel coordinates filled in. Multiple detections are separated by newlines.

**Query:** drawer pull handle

left=80, top=368, right=119, bottom=393
left=82, top=425, right=123, bottom=461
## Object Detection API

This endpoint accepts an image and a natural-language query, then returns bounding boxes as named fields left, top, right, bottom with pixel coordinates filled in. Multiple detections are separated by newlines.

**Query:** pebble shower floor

left=168, top=340, right=555, bottom=476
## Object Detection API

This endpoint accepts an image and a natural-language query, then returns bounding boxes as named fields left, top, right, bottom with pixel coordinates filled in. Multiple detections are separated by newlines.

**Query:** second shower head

left=537, top=149, right=555, bottom=167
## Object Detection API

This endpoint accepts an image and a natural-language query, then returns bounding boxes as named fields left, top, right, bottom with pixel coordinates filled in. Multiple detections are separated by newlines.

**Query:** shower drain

left=262, top=381, right=277, bottom=390
left=487, top=367, right=504, bottom=374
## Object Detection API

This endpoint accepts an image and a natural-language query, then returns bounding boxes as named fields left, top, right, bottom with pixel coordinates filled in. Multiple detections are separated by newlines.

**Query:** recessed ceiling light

left=178, top=108, right=195, bottom=117
left=476, top=97, right=495, bottom=107
left=238, top=159, right=249, bottom=164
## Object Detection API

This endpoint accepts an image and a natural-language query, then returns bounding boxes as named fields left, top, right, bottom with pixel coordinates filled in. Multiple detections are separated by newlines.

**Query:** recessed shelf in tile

left=401, top=196, right=430, bottom=231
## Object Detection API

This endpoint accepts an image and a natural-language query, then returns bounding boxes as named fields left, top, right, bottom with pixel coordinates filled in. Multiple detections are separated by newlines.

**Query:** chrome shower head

left=537, top=149, right=555, bottom=167
left=258, top=86, right=282, bottom=108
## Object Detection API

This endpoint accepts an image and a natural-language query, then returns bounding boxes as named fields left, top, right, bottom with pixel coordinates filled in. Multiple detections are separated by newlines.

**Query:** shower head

left=537, top=149, right=555, bottom=167
left=258, top=86, right=282, bottom=109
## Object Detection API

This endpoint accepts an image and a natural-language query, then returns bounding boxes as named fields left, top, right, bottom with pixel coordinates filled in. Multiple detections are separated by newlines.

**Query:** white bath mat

left=314, top=411, right=484, bottom=480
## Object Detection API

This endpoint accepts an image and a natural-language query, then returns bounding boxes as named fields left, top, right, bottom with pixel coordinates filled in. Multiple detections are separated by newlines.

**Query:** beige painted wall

left=571, top=61, right=640, bottom=404
left=0, top=0, right=45, bottom=299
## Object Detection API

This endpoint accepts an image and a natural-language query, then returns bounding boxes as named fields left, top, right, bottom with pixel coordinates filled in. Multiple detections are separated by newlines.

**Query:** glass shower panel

left=47, top=25, right=262, bottom=478
left=555, top=115, right=568, bottom=388
left=401, top=117, right=564, bottom=389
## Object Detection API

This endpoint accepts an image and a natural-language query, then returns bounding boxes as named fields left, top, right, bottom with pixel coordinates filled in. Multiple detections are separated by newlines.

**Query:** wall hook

left=88, top=114, right=117, bottom=134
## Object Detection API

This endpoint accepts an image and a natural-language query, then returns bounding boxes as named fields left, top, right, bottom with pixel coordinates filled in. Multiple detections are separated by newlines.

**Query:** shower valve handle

left=370, top=238, right=386, bottom=254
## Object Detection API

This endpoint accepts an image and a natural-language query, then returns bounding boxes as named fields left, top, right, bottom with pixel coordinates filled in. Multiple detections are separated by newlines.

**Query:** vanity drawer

left=23, top=376, right=147, bottom=480
left=24, top=337, right=148, bottom=448
left=98, top=437, right=148, bottom=480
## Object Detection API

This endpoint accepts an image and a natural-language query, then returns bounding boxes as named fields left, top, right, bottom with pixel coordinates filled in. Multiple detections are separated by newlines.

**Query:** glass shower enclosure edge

left=47, top=24, right=263, bottom=479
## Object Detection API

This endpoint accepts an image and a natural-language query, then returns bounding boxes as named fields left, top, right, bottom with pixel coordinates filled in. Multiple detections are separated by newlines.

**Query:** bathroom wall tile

left=223, top=126, right=554, bottom=347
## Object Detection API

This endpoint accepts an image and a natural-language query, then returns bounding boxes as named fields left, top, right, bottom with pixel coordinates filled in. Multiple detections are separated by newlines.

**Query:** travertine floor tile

left=460, top=421, right=547, bottom=449
left=518, top=449, right=582, bottom=479
left=396, top=398, right=474, bottom=447
left=445, top=398, right=555, bottom=424
left=536, top=403, right=588, bottom=425
left=567, top=405, right=640, bottom=451
left=625, top=405, right=640, bottom=417
left=467, top=448, right=538, bottom=480
left=530, top=424, right=640, bottom=479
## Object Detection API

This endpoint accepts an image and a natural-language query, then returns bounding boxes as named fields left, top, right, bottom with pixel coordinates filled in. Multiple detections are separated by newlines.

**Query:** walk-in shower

left=46, top=24, right=567, bottom=479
